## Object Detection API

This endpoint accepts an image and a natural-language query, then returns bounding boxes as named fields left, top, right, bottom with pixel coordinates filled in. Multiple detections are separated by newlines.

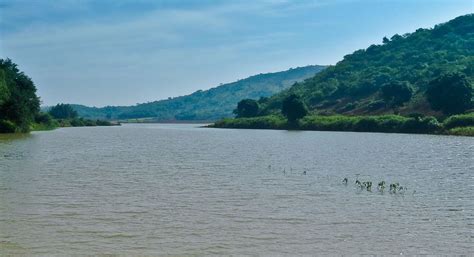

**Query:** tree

left=233, top=99, right=259, bottom=118
left=281, top=94, right=308, bottom=123
left=48, top=103, right=78, bottom=119
left=0, top=59, right=41, bottom=132
left=381, top=81, right=413, bottom=108
left=426, top=73, right=473, bottom=115
left=0, top=69, right=9, bottom=105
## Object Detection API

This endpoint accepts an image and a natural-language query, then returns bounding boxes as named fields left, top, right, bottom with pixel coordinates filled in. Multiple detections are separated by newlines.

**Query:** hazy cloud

left=0, top=0, right=471, bottom=106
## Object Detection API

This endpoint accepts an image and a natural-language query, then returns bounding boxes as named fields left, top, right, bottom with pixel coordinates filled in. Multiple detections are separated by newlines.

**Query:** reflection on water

left=0, top=124, right=473, bottom=255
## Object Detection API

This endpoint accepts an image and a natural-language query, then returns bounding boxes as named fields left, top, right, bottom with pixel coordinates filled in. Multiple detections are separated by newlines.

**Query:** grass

left=30, top=122, right=59, bottom=131
left=447, top=126, right=474, bottom=136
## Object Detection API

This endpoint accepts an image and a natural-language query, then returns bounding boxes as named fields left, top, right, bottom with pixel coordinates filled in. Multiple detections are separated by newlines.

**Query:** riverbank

left=1, top=118, right=120, bottom=133
left=210, top=113, right=474, bottom=136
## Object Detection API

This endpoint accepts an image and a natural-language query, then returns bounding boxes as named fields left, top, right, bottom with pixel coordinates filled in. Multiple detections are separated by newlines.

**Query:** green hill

left=72, top=65, right=325, bottom=121
left=260, top=14, right=473, bottom=116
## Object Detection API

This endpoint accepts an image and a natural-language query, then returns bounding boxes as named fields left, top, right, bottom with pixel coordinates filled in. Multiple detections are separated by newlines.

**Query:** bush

left=448, top=126, right=474, bottom=136
left=443, top=113, right=474, bottom=129
left=402, top=116, right=441, bottom=133
left=233, top=99, right=260, bottom=118
left=299, top=115, right=357, bottom=131
left=48, top=103, right=78, bottom=119
left=426, top=73, right=473, bottom=115
left=367, top=100, right=386, bottom=111
left=212, top=115, right=286, bottom=129
left=340, top=102, right=357, bottom=112
left=353, top=115, right=408, bottom=132
left=282, top=94, right=308, bottom=123
left=70, top=118, right=85, bottom=127
left=34, top=112, right=55, bottom=127
left=213, top=114, right=463, bottom=135
left=0, top=120, right=17, bottom=133
left=96, top=119, right=113, bottom=126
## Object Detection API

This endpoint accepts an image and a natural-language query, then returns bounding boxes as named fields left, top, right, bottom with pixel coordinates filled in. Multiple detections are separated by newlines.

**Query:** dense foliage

left=260, top=14, right=474, bottom=116
left=0, top=59, right=41, bottom=132
left=49, top=103, right=79, bottom=119
left=381, top=81, right=413, bottom=108
left=233, top=99, right=260, bottom=118
left=281, top=94, right=308, bottom=123
left=70, top=65, right=326, bottom=121
left=0, top=59, right=117, bottom=133
left=212, top=113, right=473, bottom=136
left=426, top=72, right=473, bottom=115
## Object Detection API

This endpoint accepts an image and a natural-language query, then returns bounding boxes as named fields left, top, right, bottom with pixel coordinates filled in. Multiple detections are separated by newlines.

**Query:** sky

left=0, top=0, right=472, bottom=107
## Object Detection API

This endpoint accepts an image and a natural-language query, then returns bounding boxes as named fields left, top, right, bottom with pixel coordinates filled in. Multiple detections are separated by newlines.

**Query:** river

left=0, top=124, right=472, bottom=255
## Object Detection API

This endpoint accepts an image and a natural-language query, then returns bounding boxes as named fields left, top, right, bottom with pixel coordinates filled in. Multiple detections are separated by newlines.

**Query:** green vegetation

left=281, top=94, right=308, bottom=124
left=56, top=117, right=115, bottom=127
left=234, top=99, right=260, bottom=118
left=448, top=126, right=474, bottom=136
left=48, top=103, right=78, bottom=119
left=47, top=104, right=116, bottom=128
left=68, top=65, right=326, bottom=121
left=0, top=59, right=41, bottom=133
left=257, top=14, right=473, bottom=117
left=212, top=14, right=474, bottom=136
left=212, top=112, right=474, bottom=136
left=426, top=72, right=473, bottom=115
left=381, top=81, right=413, bottom=110
left=213, top=115, right=287, bottom=130
left=344, top=178, right=407, bottom=194
left=32, top=113, right=59, bottom=131
left=0, top=59, right=117, bottom=133
left=442, top=112, right=474, bottom=129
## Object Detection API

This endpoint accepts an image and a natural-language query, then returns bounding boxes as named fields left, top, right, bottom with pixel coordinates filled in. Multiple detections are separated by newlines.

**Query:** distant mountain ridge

left=260, top=14, right=473, bottom=116
left=71, top=65, right=326, bottom=120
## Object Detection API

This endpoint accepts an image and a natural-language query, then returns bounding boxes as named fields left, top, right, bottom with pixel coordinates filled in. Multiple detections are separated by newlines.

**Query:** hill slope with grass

left=260, top=14, right=473, bottom=116
left=72, top=65, right=326, bottom=121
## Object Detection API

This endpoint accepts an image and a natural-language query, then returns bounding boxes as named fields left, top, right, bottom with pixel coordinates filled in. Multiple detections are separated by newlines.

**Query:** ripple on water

left=0, top=124, right=473, bottom=255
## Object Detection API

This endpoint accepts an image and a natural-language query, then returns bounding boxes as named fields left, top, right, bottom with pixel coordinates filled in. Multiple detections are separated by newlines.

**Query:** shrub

left=70, top=118, right=85, bottom=127
left=443, top=112, right=474, bottom=129
left=448, top=126, right=474, bottom=136
left=233, top=99, right=260, bottom=118
left=0, top=120, right=16, bottom=133
left=340, top=102, right=357, bottom=112
left=282, top=94, right=308, bottom=123
left=367, top=100, right=386, bottom=111
left=426, top=73, right=473, bottom=115
left=213, top=115, right=286, bottom=129
left=299, top=115, right=357, bottom=131
left=35, top=112, right=54, bottom=126
left=402, top=116, right=441, bottom=133
left=48, top=103, right=78, bottom=119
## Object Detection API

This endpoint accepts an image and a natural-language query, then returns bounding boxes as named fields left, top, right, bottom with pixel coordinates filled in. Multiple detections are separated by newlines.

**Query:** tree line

left=0, top=59, right=116, bottom=133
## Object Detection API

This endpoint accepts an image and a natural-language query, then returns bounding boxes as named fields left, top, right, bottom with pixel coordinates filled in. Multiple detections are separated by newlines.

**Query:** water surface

left=0, top=124, right=473, bottom=255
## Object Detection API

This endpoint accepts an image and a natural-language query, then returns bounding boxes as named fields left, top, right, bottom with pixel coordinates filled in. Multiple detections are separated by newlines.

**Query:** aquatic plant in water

left=378, top=181, right=386, bottom=191
left=347, top=178, right=406, bottom=194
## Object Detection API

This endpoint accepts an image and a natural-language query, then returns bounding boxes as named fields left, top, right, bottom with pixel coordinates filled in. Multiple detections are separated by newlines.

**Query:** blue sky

left=0, top=0, right=472, bottom=106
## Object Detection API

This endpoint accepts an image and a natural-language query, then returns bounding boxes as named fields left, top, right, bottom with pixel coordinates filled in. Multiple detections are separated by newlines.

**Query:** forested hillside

left=72, top=65, right=325, bottom=120
left=260, top=14, right=473, bottom=116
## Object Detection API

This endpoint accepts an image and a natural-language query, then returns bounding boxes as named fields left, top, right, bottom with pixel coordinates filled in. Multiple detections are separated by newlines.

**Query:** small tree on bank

left=281, top=94, right=308, bottom=124
left=48, top=103, right=78, bottom=119
left=381, top=81, right=413, bottom=109
left=233, top=99, right=260, bottom=118
left=426, top=73, right=473, bottom=115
